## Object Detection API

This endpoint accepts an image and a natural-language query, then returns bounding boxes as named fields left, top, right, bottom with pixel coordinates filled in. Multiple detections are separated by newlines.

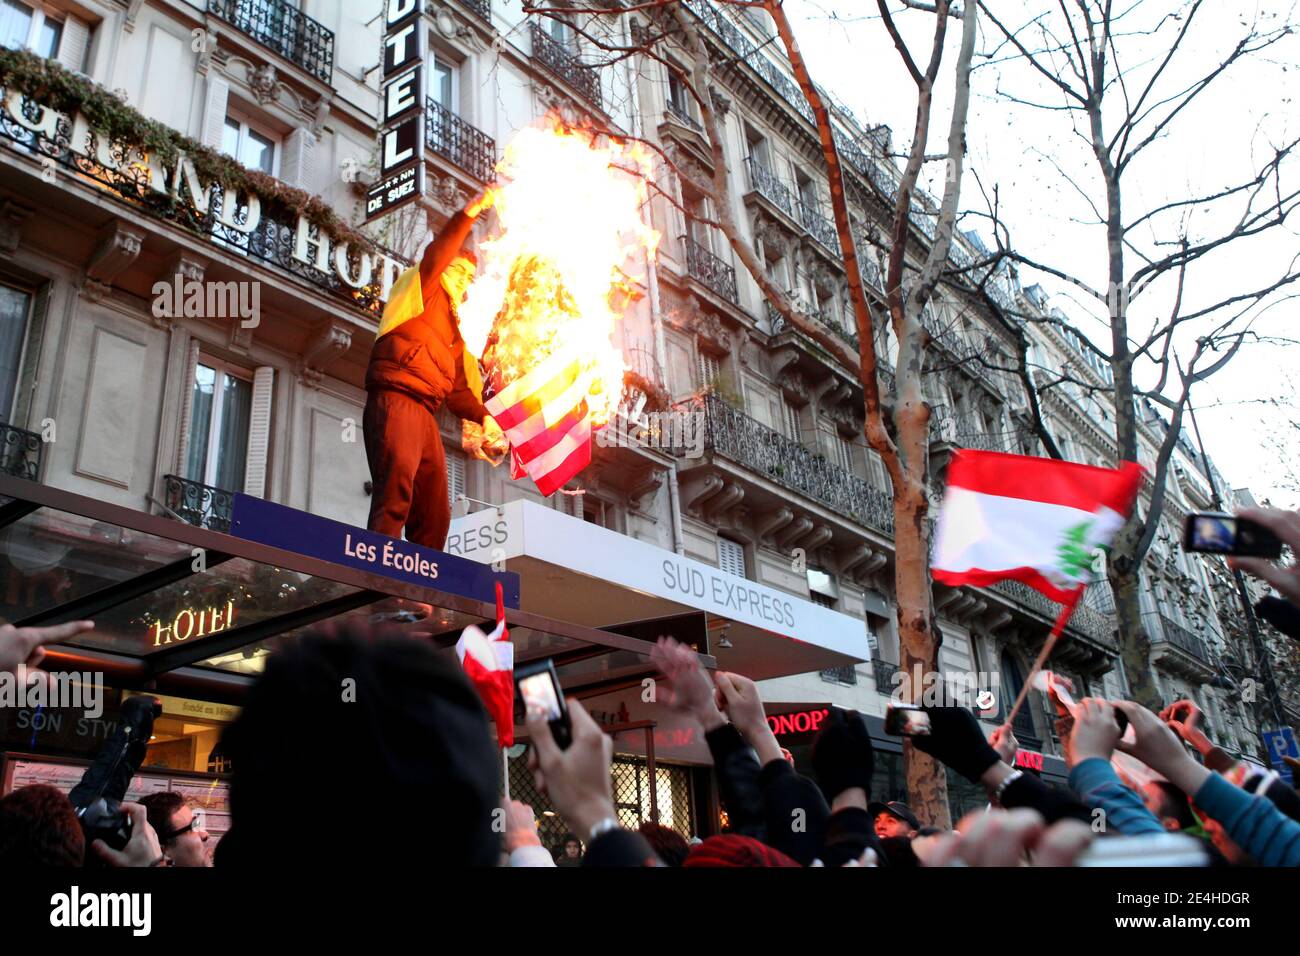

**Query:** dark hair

left=1148, top=780, right=1197, bottom=831
left=637, top=822, right=689, bottom=866
left=916, top=825, right=945, bottom=837
left=217, top=623, right=500, bottom=868
left=140, top=792, right=187, bottom=844
left=0, top=785, right=85, bottom=867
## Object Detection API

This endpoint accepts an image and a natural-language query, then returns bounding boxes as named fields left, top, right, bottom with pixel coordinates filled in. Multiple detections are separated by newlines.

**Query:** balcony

left=871, top=657, right=899, bottom=693
left=744, top=156, right=797, bottom=221
left=530, top=22, right=602, bottom=110
left=665, top=101, right=703, bottom=132
left=457, top=0, right=492, bottom=22
left=209, top=0, right=334, bottom=83
left=679, top=235, right=739, bottom=306
left=163, top=474, right=235, bottom=534
left=766, top=299, right=857, bottom=354
left=680, top=393, right=894, bottom=537
left=1154, top=613, right=1214, bottom=674
left=989, top=578, right=1116, bottom=651
left=0, top=422, right=42, bottom=482
left=426, top=99, right=497, bottom=184
left=798, top=200, right=838, bottom=253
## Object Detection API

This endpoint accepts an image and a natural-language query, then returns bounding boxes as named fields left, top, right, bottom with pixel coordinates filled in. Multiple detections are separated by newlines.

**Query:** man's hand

left=1113, top=700, right=1210, bottom=797
left=1230, top=507, right=1300, bottom=605
left=990, top=724, right=1019, bottom=765
left=503, top=799, right=542, bottom=853
left=525, top=698, right=617, bottom=840
left=649, top=637, right=724, bottom=730
left=714, top=672, right=784, bottom=765
left=1070, top=698, right=1122, bottom=764
left=91, top=803, right=163, bottom=867
left=1160, top=699, right=1214, bottom=755
left=919, top=808, right=1093, bottom=867
left=0, top=621, right=94, bottom=677
left=466, top=186, right=499, bottom=219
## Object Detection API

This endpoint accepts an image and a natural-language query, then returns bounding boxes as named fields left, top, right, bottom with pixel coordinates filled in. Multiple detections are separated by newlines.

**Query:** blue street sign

left=227, top=494, right=519, bottom=609
left=1263, top=727, right=1298, bottom=786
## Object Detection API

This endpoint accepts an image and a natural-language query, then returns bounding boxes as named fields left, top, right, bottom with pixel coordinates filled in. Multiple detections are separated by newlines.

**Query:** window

left=782, top=400, right=801, bottom=442
left=717, top=537, right=745, bottom=578
left=0, top=282, right=32, bottom=419
left=0, top=0, right=61, bottom=59
left=697, top=351, right=720, bottom=389
left=546, top=16, right=573, bottom=51
left=683, top=189, right=712, bottom=252
left=666, top=63, right=694, bottom=120
left=186, top=358, right=253, bottom=491
left=222, top=114, right=277, bottom=175
left=430, top=51, right=457, bottom=111
left=835, top=435, right=854, bottom=474
left=446, top=448, right=465, bottom=510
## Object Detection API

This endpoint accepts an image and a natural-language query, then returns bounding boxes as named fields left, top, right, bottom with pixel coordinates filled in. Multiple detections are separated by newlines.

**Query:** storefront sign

left=1015, top=750, right=1045, bottom=772
left=767, top=708, right=830, bottom=737
left=366, top=0, right=426, bottom=219
left=447, top=500, right=863, bottom=655
left=150, top=599, right=236, bottom=647
left=229, top=494, right=520, bottom=607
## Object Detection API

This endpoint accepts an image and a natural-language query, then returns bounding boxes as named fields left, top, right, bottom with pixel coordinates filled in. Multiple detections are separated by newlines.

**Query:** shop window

left=0, top=281, right=32, bottom=419
left=222, top=113, right=278, bottom=175
left=717, top=536, right=745, bottom=578
left=0, top=0, right=61, bottom=58
left=186, top=358, right=253, bottom=492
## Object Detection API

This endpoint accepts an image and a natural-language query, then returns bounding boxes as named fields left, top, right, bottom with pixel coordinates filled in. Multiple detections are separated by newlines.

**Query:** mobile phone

left=514, top=658, right=572, bottom=750
left=884, top=703, right=931, bottom=737
left=1183, top=512, right=1282, bottom=558
left=1075, top=832, right=1209, bottom=867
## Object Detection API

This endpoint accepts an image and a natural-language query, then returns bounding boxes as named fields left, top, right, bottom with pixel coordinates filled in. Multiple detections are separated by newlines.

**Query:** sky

left=783, top=0, right=1300, bottom=509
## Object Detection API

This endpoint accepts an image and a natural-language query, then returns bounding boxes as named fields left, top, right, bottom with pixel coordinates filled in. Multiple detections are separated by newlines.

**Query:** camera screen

left=900, top=710, right=932, bottom=736
left=1189, top=515, right=1237, bottom=552
left=518, top=672, right=562, bottom=721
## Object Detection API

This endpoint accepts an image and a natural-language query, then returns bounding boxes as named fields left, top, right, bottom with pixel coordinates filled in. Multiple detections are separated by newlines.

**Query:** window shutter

left=697, top=351, right=719, bottom=388
left=717, top=537, right=745, bottom=577
left=242, top=366, right=274, bottom=497
left=175, top=340, right=201, bottom=474
left=445, top=449, right=465, bottom=509
left=56, top=16, right=91, bottom=73
left=281, top=127, right=316, bottom=191
left=201, top=76, right=230, bottom=149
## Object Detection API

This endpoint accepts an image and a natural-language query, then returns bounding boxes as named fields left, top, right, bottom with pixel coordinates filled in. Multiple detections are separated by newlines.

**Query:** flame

left=460, top=116, right=659, bottom=433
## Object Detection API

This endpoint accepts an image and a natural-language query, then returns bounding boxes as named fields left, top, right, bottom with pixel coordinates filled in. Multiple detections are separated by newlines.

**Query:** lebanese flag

left=455, top=582, right=514, bottom=748
left=932, top=450, right=1143, bottom=603
left=486, top=346, right=594, bottom=497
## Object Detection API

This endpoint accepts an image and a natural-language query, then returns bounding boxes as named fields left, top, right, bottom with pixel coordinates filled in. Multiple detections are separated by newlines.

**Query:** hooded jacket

left=365, top=210, right=487, bottom=424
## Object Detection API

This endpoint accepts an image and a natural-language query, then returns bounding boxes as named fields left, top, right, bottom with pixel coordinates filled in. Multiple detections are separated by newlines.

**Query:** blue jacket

left=1068, top=758, right=1165, bottom=835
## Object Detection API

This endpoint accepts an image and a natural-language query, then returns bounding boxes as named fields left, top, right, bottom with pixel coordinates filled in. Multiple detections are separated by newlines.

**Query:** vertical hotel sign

left=367, top=0, right=426, bottom=219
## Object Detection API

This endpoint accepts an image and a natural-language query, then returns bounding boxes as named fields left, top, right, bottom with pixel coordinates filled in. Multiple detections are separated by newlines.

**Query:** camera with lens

left=68, top=694, right=162, bottom=855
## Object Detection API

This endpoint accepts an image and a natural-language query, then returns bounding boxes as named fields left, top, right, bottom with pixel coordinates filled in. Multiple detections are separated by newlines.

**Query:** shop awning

left=448, top=499, right=870, bottom=681
left=0, top=475, right=714, bottom=703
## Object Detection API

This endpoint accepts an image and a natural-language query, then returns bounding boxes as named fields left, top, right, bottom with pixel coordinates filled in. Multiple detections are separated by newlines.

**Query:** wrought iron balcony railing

left=679, top=235, right=739, bottom=305
left=820, top=664, right=858, bottom=685
left=681, top=393, right=894, bottom=536
left=163, top=474, right=235, bottom=534
left=426, top=99, right=497, bottom=184
left=765, top=299, right=858, bottom=353
left=990, top=578, right=1116, bottom=647
left=1157, top=614, right=1211, bottom=664
left=665, top=101, right=703, bottom=132
left=798, top=200, right=838, bottom=251
left=530, top=22, right=602, bottom=110
left=457, top=0, right=492, bottom=23
left=0, top=422, right=42, bottom=482
left=744, top=156, right=797, bottom=220
left=209, top=0, right=334, bottom=83
left=871, top=657, right=899, bottom=692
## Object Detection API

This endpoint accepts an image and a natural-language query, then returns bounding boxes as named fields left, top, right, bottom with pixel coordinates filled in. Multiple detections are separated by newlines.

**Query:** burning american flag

left=458, top=117, right=659, bottom=496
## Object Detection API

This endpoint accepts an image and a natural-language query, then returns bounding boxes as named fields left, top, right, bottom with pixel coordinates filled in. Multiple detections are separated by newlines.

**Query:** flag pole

left=502, top=747, right=511, bottom=801
left=1003, top=586, right=1085, bottom=731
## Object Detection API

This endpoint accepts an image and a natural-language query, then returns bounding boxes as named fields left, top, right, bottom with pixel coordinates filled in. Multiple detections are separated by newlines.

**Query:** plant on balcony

left=0, top=47, right=374, bottom=252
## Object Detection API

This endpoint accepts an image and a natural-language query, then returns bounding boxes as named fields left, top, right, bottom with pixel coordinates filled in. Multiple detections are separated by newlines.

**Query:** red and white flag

left=486, top=347, right=594, bottom=497
left=932, top=450, right=1143, bottom=603
left=455, top=582, right=515, bottom=748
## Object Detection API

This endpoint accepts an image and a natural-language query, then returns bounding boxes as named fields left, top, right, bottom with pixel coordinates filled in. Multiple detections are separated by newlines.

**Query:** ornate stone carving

left=249, top=63, right=279, bottom=105
left=0, top=199, right=33, bottom=254
left=83, top=220, right=146, bottom=297
left=301, top=319, right=353, bottom=386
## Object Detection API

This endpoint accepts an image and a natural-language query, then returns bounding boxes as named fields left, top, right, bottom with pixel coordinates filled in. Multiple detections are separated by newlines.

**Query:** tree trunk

left=1109, top=536, right=1159, bottom=708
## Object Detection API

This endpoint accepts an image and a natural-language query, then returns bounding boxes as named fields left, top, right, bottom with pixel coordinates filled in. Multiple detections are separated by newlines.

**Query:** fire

left=459, top=116, right=659, bottom=433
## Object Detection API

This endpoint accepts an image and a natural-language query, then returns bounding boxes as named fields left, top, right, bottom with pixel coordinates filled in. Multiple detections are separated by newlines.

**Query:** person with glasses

left=140, top=792, right=211, bottom=868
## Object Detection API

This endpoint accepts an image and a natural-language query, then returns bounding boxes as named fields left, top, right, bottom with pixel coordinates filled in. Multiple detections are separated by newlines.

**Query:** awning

left=448, top=499, right=869, bottom=681
left=0, top=475, right=714, bottom=704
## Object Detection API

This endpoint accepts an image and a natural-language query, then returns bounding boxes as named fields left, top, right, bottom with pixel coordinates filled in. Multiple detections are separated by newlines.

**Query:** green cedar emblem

left=1056, top=519, right=1095, bottom=580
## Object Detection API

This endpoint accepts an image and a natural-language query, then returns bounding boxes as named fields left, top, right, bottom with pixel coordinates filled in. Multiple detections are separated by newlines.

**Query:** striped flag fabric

left=485, top=346, right=594, bottom=497
left=455, top=581, right=514, bottom=748
left=932, top=450, right=1143, bottom=603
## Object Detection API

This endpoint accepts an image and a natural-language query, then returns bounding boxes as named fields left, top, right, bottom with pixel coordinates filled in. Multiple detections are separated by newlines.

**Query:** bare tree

left=521, top=0, right=980, bottom=825
left=969, top=0, right=1300, bottom=707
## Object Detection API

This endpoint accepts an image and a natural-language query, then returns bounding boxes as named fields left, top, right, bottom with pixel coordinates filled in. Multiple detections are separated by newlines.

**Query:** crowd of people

left=0, top=507, right=1297, bottom=869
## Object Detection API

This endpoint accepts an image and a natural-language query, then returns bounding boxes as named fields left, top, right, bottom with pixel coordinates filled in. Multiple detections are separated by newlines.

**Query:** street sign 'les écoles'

left=367, top=0, right=426, bottom=220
